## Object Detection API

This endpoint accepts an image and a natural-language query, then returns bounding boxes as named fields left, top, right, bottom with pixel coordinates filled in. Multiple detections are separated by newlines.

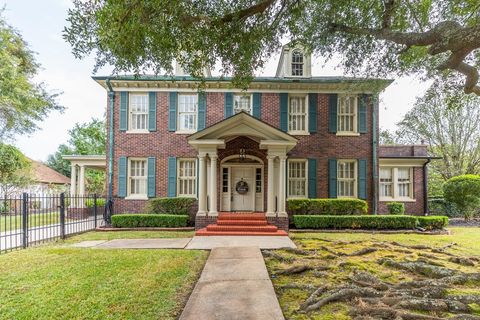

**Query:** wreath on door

left=235, top=179, right=249, bottom=194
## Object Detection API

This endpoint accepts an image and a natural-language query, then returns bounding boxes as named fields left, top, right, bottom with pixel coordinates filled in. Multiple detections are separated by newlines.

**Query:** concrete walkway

left=180, top=247, right=284, bottom=320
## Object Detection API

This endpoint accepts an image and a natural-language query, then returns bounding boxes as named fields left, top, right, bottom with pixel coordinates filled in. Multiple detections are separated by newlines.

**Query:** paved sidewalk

left=179, top=247, right=284, bottom=320
left=186, top=236, right=296, bottom=249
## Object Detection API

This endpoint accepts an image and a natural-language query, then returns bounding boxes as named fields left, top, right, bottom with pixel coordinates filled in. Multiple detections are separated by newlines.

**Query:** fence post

left=60, top=193, right=66, bottom=239
left=22, top=193, right=28, bottom=249
left=93, top=194, right=97, bottom=229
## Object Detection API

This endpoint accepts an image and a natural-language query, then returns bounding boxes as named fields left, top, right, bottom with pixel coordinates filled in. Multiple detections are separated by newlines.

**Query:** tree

left=443, top=174, right=480, bottom=220
left=396, top=78, right=480, bottom=180
left=0, top=143, right=32, bottom=200
left=47, top=118, right=106, bottom=194
left=379, top=128, right=397, bottom=145
left=0, top=11, right=62, bottom=141
left=64, top=1, right=480, bottom=94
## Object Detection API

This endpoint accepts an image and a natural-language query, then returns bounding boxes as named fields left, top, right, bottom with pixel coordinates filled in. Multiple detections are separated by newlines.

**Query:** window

left=178, top=94, right=198, bottom=132
left=178, top=159, right=196, bottom=196
left=129, top=94, right=148, bottom=131
left=255, top=168, right=262, bottom=193
left=337, top=95, right=357, bottom=133
left=128, top=159, right=147, bottom=196
left=380, top=168, right=393, bottom=197
left=222, top=168, right=229, bottom=193
left=234, top=94, right=252, bottom=114
left=288, top=160, right=307, bottom=197
left=288, top=95, right=307, bottom=134
left=291, top=50, right=304, bottom=76
left=397, top=168, right=411, bottom=198
left=338, top=160, right=356, bottom=197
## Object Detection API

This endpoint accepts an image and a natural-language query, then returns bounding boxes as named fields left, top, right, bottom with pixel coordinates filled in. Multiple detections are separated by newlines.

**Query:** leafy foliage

left=111, top=214, right=189, bottom=228
left=145, top=197, right=197, bottom=224
left=416, top=216, right=449, bottom=230
left=386, top=202, right=405, bottom=215
left=287, top=198, right=368, bottom=216
left=443, top=174, right=480, bottom=220
left=85, top=198, right=106, bottom=208
left=428, top=197, right=462, bottom=217
left=293, top=215, right=419, bottom=229
left=0, top=11, right=62, bottom=140
left=0, top=143, right=32, bottom=197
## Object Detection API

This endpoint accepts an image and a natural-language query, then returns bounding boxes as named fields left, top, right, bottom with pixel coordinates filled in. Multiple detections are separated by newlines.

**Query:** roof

left=31, top=161, right=70, bottom=185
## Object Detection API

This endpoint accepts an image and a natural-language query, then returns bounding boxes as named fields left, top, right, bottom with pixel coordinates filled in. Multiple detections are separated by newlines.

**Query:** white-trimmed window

left=129, top=94, right=148, bottom=131
left=288, top=160, right=307, bottom=198
left=380, top=168, right=393, bottom=197
left=234, top=94, right=252, bottom=114
left=178, top=94, right=198, bottom=132
left=288, top=95, right=308, bottom=134
left=379, top=167, right=414, bottom=201
left=338, top=160, right=357, bottom=197
left=291, top=50, right=304, bottom=76
left=128, top=159, right=147, bottom=197
left=337, top=95, right=358, bottom=133
left=177, top=159, right=196, bottom=197
left=397, top=168, right=412, bottom=198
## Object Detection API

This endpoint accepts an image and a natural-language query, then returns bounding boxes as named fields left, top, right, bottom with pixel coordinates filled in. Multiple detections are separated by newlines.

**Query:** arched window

left=291, top=50, right=304, bottom=76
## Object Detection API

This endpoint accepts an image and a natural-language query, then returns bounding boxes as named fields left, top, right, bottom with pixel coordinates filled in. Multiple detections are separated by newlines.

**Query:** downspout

left=106, top=78, right=115, bottom=223
left=423, top=158, right=431, bottom=216
left=372, top=94, right=378, bottom=215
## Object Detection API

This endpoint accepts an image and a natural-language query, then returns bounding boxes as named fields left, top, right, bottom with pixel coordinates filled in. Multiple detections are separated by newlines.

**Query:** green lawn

left=63, top=230, right=195, bottom=243
left=0, top=246, right=207, bottom=320
left=0, top=212, right=61, bottom=232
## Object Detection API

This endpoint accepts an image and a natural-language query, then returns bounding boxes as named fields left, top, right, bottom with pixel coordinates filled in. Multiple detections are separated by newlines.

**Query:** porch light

left=239, top=148, right=246, bottom=161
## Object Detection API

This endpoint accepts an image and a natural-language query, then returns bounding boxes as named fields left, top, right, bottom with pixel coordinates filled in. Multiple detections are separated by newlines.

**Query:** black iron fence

left=0, top=193, right=106, bottom=254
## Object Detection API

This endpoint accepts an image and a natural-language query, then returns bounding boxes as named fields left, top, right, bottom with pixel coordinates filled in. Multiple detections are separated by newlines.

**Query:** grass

left=1, top=212, right=61, bottom=232
left=0, top=246, right=207, bottom=320
left=63, top=230, right=195, bottom=243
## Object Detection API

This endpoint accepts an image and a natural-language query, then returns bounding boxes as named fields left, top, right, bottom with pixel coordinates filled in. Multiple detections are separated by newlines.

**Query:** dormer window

left=291, top=50, right=304, bottom=76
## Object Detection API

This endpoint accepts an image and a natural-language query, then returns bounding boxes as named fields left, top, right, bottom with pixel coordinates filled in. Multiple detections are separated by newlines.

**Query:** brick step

left=195, top=228, right=288, bottom=236
left=217, top=219, right=268, bottom=226
left=218, top=213, right=266, bottom=221
left=206, top=224, right=278, bottom=232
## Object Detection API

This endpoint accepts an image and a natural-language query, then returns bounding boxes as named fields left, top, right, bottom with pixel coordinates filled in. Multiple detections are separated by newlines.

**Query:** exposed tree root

left=378, top=258, right=457, bottom=278
left=300, top=286, right=328, bottom=310
left=347, top=247, right=378, bottom=256
left=262, top=250, right=293, bottom=263
left=304, top=286, right=383, bottom=312
left=276, top=265, right=312, bottom=275
left=449, top=256, right=475, bottom=266
left=282, top=247, right=311, bottom=255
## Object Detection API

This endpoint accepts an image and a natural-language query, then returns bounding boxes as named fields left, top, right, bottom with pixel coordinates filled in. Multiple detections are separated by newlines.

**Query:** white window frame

left=128, top=93, right=149, bottom=133
left=127, top=158, right=148, bottom=199
left=288, top=94, right=309, bottom=135
left=337, top=159, right=357, bottom=198
left=337, top=94, right=359, bottom=135
left=379, top=166, right=415, bottom=201
left=287, top=159, right=308, bottom=198
left=233, top=94, right=253, bottom=115
left=379, top=167, right=394, bottom=198
left=177, top=94, right=198, bottom=134
left=291, top=50, right=305, bottom=77
left=177, top=159, right=197, bottom=197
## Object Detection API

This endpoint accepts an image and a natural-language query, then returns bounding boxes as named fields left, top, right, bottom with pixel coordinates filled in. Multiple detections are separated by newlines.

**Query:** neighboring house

left=23, top=160, right=70, bottom=195
left=93, top=43, right=434, bottom=231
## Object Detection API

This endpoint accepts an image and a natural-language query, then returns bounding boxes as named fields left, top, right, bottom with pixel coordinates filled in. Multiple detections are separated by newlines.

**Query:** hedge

left=145, top=197, right=196, bottom=215
left=287, top=199, right=368, bottom=216
left=386, top=202, right=405, bottom=215
left=417, top=216, right=449, bottom=230
left=293, top=215, right=418, bottom=230
left=111, top=214, right=189, bottom=228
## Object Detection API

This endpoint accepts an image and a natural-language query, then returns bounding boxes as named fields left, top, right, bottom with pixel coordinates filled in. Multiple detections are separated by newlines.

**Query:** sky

left=1, top=0, right=431, bottom=162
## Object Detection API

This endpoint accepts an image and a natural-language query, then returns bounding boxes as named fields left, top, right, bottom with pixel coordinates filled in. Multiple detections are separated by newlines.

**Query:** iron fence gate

left=0, top=193, right=106, bottom=254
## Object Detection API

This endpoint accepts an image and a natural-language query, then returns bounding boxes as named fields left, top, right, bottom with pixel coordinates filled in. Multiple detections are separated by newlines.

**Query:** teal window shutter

left=328, top=159, right=337, bottom=198
left=119, top=92, right=128, bottom=131
left=358, top=94, right=368, bottom=133
left=148, top=92, right=157, bottom=132
left=308, top=93, right=318, bottom=133
left=168, top=92, right=177, bottom=132
left=328, top=94, right=338, bottom=133
left=280, top=93, right=288, bottom=132
left=358, top=159, right=367, bottom=199
left=252, top=93, right=262, bottom=119
left=147, top=157, right=156, bottom=198
left=224, top=92, right=233, bottom=118
left=118, top=156, right=127, bottom=197
left=308, top=158, right=317, bottom=198
left=167, top=157, right=177, bottom=197
left=198, top=92, right=206, bottom=130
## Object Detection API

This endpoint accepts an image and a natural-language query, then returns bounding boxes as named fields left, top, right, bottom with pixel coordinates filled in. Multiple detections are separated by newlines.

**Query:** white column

left=266, top=155, right=276, bottom=217
left=197, top=154, right=207, bottom=216
left=278, top=155, right=287, bottom=216
left=70, top=165, right=77, bottom=196
left=79, top=165, right=86, bottom=196
left=209, top=154, right=218, bottom=216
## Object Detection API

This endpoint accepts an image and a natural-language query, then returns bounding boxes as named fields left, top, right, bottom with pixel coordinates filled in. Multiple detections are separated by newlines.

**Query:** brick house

left=93, top=44, right=434, bottom=232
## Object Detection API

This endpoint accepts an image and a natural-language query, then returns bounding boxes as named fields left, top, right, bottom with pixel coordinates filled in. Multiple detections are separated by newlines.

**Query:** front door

left=231, top=167, right=255, bottom=211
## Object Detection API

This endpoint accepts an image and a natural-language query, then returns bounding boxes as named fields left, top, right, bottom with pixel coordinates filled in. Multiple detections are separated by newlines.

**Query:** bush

left=85, top=198, right=106, bottom=208
left=293, top=215, right=417, bottom=230
left=428, top=197, right=462, bottom=217
left=145, top=197, right=196, bottom=215
left=111, top=214, right=189, bottom=228
left=386, top=202, right=405, bottom=215
left=443, top=174, right=480, bottom=220
left=287, top=199, right=368, bottom=216
left=417, top=216, right=449, bottom=230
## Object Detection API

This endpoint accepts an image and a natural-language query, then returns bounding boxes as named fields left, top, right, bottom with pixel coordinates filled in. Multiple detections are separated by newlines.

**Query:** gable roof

left=31, top=161, right=70, bottom=185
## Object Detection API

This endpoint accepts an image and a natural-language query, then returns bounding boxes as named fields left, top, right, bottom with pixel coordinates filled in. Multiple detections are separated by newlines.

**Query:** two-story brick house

left=94, top=44, right=434, bottom=233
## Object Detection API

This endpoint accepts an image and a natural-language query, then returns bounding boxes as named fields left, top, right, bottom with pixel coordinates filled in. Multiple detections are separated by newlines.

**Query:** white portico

left=188, top=112, right=297, bottom=218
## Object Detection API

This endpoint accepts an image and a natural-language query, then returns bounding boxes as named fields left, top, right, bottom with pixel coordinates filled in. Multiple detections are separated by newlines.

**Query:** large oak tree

left=64, top=0, right=480, bottom=93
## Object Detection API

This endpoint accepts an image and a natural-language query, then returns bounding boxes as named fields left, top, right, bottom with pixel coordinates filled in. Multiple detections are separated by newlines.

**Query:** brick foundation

left=266, top=216, right=289, bottom=232
left=195, top=215, right=218, bottom=230
left=67, top=207, right=90, bottom=219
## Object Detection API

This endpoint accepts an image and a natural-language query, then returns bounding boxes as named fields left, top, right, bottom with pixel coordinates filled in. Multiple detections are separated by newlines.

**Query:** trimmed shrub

left=287, top=198, right=368, bottom=216
left=112, top=214, right=189, bottom=228
left=428, top=197, right=461, bottom=217
left=293, top=215, right=417, bottom=230
left=145, top=197, right=196, bottom=215
left=444, top=174, right=480, bottom=220
left=85, top=198, right=106, bottom=208
left=386, top=202, right=405, bottom=215
left=417, top=216, right=449, bottom=230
